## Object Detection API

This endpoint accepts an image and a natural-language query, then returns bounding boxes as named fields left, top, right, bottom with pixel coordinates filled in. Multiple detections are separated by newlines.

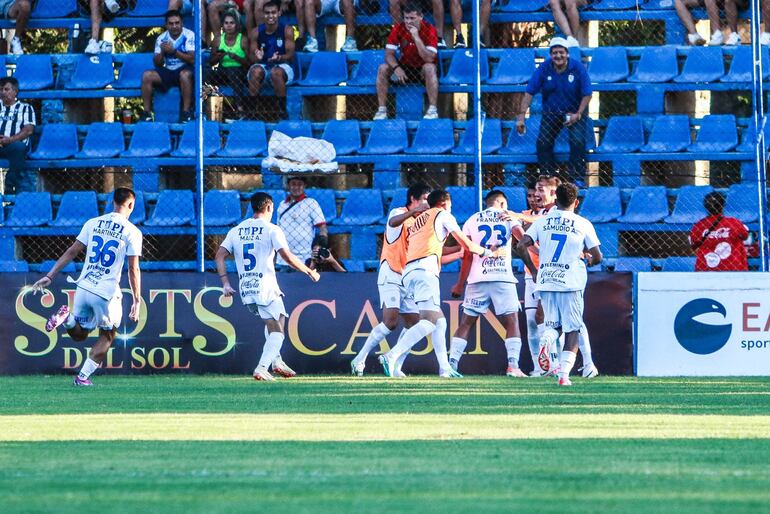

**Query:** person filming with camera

left=306, top=235, right=346, bottom=272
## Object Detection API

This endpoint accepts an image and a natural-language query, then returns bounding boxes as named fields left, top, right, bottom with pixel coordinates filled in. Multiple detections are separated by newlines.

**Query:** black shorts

left=392, top=63, right=425, bottom=84
left=155, top=65, right=193, bottom=92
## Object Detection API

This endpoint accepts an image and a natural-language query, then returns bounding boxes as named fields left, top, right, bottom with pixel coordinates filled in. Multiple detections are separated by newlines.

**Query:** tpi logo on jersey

left=673, top=298, right=732, bottom=355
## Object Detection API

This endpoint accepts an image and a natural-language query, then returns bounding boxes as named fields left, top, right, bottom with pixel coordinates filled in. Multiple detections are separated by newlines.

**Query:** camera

left=317, top=247, right=331, bottom=259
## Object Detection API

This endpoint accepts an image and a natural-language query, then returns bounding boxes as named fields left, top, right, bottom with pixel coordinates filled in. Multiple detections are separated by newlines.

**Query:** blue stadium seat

left=13, top=55, right=54, bottom=90
left=298, top=52, right=348, bottom=86
left=321, top=120, right=361, bottom=155
left=28, top=124, right=78, bottom=160
left=446, top=186, right=476, bottom=223
left=339, top=188, right=384, bottom=225
left=76, top=123, right=125, bottom=158
left=32, top=0, right=77, bottom=17
left=640, top=115, right=691, bottom=153
left=454, top=118, right=503, bottom=154
left=359, top=119, right=408, bottom=154
left=39, top=260, right=76, bottom=273
left=592, top=0, right=641, bottom=9
left=386, top=188, right=407, bottom=214
left=129, top=0, right=168, bottom=16
left=687, top=115, right=738, bottom=153
left=348, top=50, right=384, bottom=86
left=216, top=120, right=267, bottom=157
left=661, top=256, right=696, bottom=272
left=588, top=47, right=629, bottom=83
left=722, top=45, right=770, bottom=82
left=498, top=0, right=548, bottom=12
left=107, top=189, right=146, bottom=225
left=629, top=46, right=679, bottom=83
left=579, top=187, right=622, bottom=223
left=441, top=49, right=489, bottom=85
left=674, top=46, right=725, bottom=83
left=642, top=0, right=676, bottom=7
left=554, top=116, right=595, bottom=153
left=614, top=257, right=652, bottom=272
left=6, top=192, right=52, bottom=227
left=204, top=189, right=241, bottom=226
left=664, top=185, right=713, bottom=224
left=406, top=118, right=455, bottom=154
left=172, top=121, right=221, bottom=157
left=145, top=189, right=195, bottom=226
left=121, top=122, right=172, bottom=157
left=307, top=189, right=338, bottom=224
left=724, top=183, right=759, bottom=223
left=737, top=118, right=770, bottom=152
left=50, top=191, right=98, bottom=227
left=499, top=115, right=539, bottom=154
left=244, top=189, right=285, bottom=221
left=274, top=120, right=312, bottom=138
left=487, top=48, right=535, bottom=85
left=493, top=187, right=527, bottom=213
left=114, top=53, right=155, bottom=89
left=0, top=261, right=29, bottom=272
left=340, top=259, right=366, bottom=272
left=596, top=116, right=645, bottom=153
left=66, top=54, right=115, bottom=89
left=618, top=186, right=668, bottom=223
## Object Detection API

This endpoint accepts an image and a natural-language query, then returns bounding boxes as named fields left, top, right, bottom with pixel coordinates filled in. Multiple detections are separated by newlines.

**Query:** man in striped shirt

left=0, top=77, right=35, bottom=193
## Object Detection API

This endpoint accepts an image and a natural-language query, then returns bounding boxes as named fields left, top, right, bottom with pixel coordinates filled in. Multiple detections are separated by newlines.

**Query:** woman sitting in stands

left=206, top=10, right=250, bottom=119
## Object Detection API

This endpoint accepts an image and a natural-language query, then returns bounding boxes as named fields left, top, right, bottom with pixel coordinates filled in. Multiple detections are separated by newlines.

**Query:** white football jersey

left=221, top=218, right=289, bottom=305
left=525, top=209, right=600, bottom=292
left=462, top=208, right=520, bottom=284
left=378, top=207, right=407, bottom=286
left=74, top=213, right=142, bottom=301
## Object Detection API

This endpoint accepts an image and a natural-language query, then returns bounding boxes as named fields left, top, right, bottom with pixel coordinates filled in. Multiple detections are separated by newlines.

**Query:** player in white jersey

left=350, top=183, right=431, bottom=378
left=448, top=190, right=528, bottom=377
left=216, top=192, right=320, bottom=381
left=517, top=182, right=602, bottom=386
left=33, top=188, right=143, bottom=386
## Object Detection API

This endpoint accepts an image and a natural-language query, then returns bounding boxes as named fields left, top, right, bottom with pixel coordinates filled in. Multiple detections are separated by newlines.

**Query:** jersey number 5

left=88, top=236, right=119, bottom=267
left=550, top=233, right=567, bottom=262
left=243, top=243, right=257, bottom=271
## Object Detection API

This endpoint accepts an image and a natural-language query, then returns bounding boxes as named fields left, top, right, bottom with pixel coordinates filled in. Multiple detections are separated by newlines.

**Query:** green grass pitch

left=1, top=375, right=769, bottom=513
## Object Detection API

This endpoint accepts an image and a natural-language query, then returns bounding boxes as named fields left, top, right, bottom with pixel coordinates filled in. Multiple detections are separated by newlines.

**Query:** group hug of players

left=34, top=176, right=602, bottom=387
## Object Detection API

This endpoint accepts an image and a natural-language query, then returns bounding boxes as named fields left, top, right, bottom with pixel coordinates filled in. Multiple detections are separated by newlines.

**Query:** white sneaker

left=565, top=35, right=580, bottom=48
left=341, top=36, right=357, bottom=52
left=10, top=36, right=23, bottom=56
left=439, top=368, right=463, bottom=378
left=303, top=35, right=318, bottom=53
left=351, top=360, right=365, bottom=377
left=529, top=369, right=544, bottom=377
left=506, top=366, right=527, bottom=378
left=760, top=32, right=770, bottom=46
left=392, top=369, right=406, bottom=378
left=580, top=363, right=599, bottom=378
left=253, top=367, right=275, bottom=381
left=104, top=0, right=120, bottom=13
left=373, top=107, right=388, bottom=121
left=271, top=358, right=296, bottom=378
left=99, top=40, right=114, bottom=54
left=557, top=376, right=572, bottom=386
left=378, top=353, right=397, bottom=377
left=725, top=31, right=741, bottom=46
left=710, top=30, right=724, bottom=45
left=85, top=38, right=101, bottom=55
left=687, top=33, right=706, bottom=46
left=423, top=106, right=438, bottom=120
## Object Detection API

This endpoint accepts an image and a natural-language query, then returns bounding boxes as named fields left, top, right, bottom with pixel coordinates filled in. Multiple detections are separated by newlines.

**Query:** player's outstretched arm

left=585, top=245, right=603, bottom=267
left=127, top=255, right=141, bottom=322
left=451, top=230, right=495, bottom=259
left=388, top=203, right=428, bottom=228
left=278, top=248, right=320, bottom=282
left=215, top=246, right=237, bottom=297
left=516, top=235, right=538, bottom=279
left=31, top=241, right=86, bottom=292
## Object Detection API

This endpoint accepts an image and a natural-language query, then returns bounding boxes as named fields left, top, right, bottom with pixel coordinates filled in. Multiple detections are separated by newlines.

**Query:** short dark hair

left=704, top=191, right=725, bottom=216
left=402, top=1, right=423, bottom=15
left=526, top=180, right=537, bottom=191
left=222, top=9, right=241, bottom=31
left=251, top=192, right=273, bottom=213
left=263, top=0, right=281, bottom=11
left=164, top=9, right=182, bottom=21
left=113, top=187, right=136, bottom=206
left=406, top=182, right=431, bottom=206
left=427, top=189, right=450, bottom=207
left=485, top=189, right=507, bottom=205
left=556, top=183, right=579, bottom=209
left=0, top=77, right=19, bottom=92
left=287, top=175, right=306, bottom=184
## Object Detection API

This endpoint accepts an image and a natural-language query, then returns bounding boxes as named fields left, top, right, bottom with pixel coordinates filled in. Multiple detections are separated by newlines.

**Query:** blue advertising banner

left=1, top=272, right=633, bottom=375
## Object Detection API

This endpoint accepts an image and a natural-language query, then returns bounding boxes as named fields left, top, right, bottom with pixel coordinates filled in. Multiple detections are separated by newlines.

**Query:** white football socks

left=77, top=358, right=99, bottom=380
left=578, top=323, right=593, bottom=367
left=559, top=350, right=577, bottom=380
left=525, top=312, right=540, bottom=369
left=258, top=331, right=284, bottom=370
left=387, top=319, right=435, bottom=361
left=352, top=322, right=391, bottom=367
left=393, top=328, right=408, bottom=374
left=449, top=337, right=468, bottom=363
left=505, top=337, right=522, bottom=368
left=431, top=318, right=450, bottom=373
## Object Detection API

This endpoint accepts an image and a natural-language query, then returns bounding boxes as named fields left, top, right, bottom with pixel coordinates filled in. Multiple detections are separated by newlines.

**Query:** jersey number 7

left=550, top=233, right=567, bottom=262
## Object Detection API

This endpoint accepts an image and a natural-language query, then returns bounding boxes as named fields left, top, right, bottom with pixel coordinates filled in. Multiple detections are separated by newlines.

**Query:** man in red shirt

left=690, top=191, right=749, bottom=271
left=374, top=2, right=439, bottom=120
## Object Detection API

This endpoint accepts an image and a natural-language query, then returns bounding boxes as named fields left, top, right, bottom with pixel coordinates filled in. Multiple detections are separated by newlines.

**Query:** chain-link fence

left=1, top=0, right=767, bottom=272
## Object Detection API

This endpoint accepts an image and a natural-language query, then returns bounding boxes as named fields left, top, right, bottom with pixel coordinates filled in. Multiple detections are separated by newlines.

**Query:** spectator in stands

left=247, top=0, right=295, bottom=119
left=277, top=176, right=328, bottom=269
left=204, top=0, right=253, bottom=45
left=674, top=0, right=744, bottom=46
left=690, top=191, right=749, bottom=271
left=306, top=235, right=347, bottom=272
left=390, top=0, right=447, bottom=49
left=298, top=0, right=362, bottom=52
left=449, top=0, right=491, bottom=48
left=550, top=0, right=585, bottom=48
left=762, top=1, right=770, bottom=46
left=140, top=10, right=196, bottom=123
left=374, top=2, right=439, bottom=120
left=516, top=37, right=591, bottom=186
left=0, top=77, right=35, bottom=193
left=1, top=0, right=31, bottom=55
left=80, top=0, right=125, bottom=55
left=207, top=10, right=249, bottom=118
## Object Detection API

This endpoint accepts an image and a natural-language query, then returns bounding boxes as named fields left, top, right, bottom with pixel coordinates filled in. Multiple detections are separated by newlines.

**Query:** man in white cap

left=515, top=37, right=592, bottom=187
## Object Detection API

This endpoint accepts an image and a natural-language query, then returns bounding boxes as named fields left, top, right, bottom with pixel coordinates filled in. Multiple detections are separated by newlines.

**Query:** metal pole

left=194, top=3, right=205, bottom=272
left=750, top=0, right=768, bottom=271
left=471, top=0, right=483, bottom=210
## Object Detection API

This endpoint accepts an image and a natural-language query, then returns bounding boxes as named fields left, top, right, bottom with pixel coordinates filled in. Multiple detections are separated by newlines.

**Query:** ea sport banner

left=636, top=272, right=770, bottom=376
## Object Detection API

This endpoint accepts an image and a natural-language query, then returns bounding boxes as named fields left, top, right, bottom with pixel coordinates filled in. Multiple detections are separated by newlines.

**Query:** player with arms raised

left=449, top=190, right=528, bottom=376
left=216, top=192, right=320, bottom=381
left=33, top=188, right=142, bottom=386
left=517, top=183, right=602, bottom=386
